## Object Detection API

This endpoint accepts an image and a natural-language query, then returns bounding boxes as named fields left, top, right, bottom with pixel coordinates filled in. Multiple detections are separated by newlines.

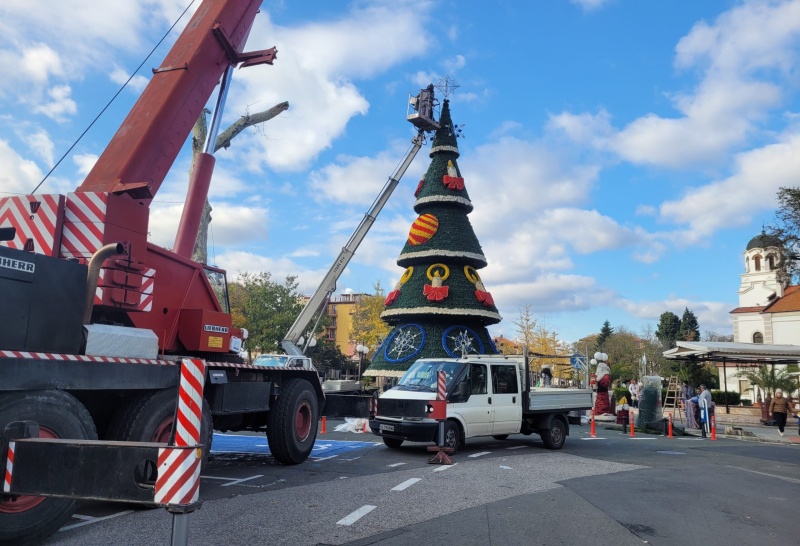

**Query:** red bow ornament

left=475, top=289, right=494, bottom=307
left=384, top=290, right=400, bottom=306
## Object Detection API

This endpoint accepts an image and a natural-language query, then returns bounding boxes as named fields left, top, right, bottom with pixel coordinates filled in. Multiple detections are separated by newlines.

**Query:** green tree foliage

left=229, top=272, right=303, bottom=356
left=306, top=339, right=349, bottom=373
left=738, top=364, right=796, bottom=401
left=679, top=307, right=700, bottom=341
left=655, top=312, right=681, bottom=348
left=767, top=186, right=800, bottom=282
left=350, top=282, right=392, bottom=359
left=602, top=327, right=641, bottom=382
left=595, top=320, right=614, bottom=351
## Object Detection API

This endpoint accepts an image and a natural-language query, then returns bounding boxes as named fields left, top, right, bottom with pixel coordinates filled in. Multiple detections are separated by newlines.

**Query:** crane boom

left=79, top=0, right=266, bottom=202
left=281, top=131, right=426, bottom=356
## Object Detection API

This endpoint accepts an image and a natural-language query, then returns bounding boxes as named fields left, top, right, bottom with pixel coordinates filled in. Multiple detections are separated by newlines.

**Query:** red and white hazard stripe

left=154, top=446, right=201, bottom=505
left=174, top=358, right=206, bottom=447
left=154, top=358, right=206, bottom=506
left=0, top=194, right=63, bottom=256
left=60, top=192, right=107, bottom=258
left=139, top=268, right=156, bottom=312
left=437, top=370, right=446, bottom=401
left=3, top=441, right=14, bottom=493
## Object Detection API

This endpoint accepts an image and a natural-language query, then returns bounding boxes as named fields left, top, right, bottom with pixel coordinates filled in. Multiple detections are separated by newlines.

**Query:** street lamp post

left=356, top=344, right=368, bottom=383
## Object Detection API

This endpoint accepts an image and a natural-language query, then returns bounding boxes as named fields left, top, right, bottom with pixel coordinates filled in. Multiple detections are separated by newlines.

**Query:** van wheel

left=0, top=391, right=97, bottom=546
left=541, top=419, right=566, bottom=450
left=382, top=437, right=404, bottom=449
left=442, top=420, right=461, bottom=454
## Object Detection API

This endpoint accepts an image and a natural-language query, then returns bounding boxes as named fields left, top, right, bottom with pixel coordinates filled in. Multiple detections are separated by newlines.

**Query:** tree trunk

left=189, top=101, right=290, bottom=264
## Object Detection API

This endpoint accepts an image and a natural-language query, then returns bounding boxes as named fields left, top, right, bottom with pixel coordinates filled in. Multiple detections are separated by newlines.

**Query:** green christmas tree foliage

left=366, top=100, right=501, bottom=376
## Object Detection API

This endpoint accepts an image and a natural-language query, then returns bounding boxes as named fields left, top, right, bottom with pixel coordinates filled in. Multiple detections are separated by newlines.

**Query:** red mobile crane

left=0, top=1, right=327, bottom=543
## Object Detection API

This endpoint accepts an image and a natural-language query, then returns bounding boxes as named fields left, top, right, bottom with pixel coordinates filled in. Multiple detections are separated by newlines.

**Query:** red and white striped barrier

left=154, top=358, right=206, bottom=506
left=437, top=370, right=446, bottom=401
left=3, top=441, right=14, bottom=493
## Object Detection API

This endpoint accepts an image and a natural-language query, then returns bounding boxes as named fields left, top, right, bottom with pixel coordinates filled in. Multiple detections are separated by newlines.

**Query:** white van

left=369, top=354, right=592, bottom=451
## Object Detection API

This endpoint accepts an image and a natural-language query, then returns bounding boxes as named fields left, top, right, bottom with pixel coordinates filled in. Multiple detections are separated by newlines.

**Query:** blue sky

left=2, top=0, right=800, bottom=344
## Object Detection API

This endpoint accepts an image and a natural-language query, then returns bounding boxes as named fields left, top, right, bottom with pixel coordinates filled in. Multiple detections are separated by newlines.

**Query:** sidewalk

left=602, top=409, right=800, bottom=445
left=687, top=423, right=800, bottom=445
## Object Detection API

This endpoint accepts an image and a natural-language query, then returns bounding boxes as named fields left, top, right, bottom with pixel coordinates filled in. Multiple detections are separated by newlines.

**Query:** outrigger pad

left=427, top=450, right=453, bottom=465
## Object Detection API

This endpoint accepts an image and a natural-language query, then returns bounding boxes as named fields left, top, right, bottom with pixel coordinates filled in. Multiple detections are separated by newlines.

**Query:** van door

left=453, top=363, right=492, bottom=437
left=490, top=364, right=522, bottom=434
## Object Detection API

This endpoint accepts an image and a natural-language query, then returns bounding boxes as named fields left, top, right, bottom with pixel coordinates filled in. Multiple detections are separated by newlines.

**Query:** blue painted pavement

left=211, top=433, right=378, bottom=459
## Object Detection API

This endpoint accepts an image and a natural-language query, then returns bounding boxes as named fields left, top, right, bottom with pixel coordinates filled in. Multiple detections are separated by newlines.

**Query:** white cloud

left=659, top=131, right=800, bottom=241
left=20, top=44, right=63, bottom=83
left=20, top=128, right=54, bottom=166
left=73, top=153, right=98, bottom=176
left=0, top=139, right=43, bottom=194
left=110, top=66, right=149, bottom=92
left=308, top=139, right=417, bottom=204
left=570, top=0, right=614, bottom=12
left=31, top=85, right=77, bottom=122
left=0, top=1, right=184, bottom=105
left=619, top=296, right=733, bottom=334
left=223, top=2, right=435, bottom=172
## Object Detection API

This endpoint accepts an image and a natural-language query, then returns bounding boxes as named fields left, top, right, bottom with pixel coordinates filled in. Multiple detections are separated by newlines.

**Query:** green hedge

left=710, top=390, right=740, bottom=405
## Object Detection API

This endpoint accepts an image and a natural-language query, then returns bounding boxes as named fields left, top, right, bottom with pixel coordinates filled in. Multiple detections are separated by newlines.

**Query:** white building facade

left=723, top=232, right=800, bottom=398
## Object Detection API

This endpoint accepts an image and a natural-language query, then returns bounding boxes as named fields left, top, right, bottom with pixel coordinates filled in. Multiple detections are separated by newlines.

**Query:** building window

left=752, top=332, right=763, bottom=343
left=766, top=254, right=776, bottom=270
left=753, top=255, right=761, bottom=271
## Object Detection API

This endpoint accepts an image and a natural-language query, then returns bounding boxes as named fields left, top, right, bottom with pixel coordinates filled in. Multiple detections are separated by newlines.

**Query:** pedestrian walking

left=769, top=389, right=795, bottom=437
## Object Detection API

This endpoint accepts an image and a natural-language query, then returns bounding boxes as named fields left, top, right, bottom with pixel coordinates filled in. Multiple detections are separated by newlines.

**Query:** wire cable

left=31, top=0, right=196, bottom=194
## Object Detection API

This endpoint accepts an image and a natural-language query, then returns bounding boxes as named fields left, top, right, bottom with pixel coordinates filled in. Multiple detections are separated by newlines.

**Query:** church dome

left=746, top=231, right=782, bottom=251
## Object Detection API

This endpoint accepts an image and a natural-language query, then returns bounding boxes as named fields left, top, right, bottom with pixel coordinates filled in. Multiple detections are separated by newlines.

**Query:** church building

left=731, top=231, right=800, bottom=344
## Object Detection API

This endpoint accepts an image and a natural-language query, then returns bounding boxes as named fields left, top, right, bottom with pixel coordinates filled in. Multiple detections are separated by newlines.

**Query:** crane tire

left=267, top=378, right=319, bottom=465
left=0, top=390, right=97, bottom=546
left=106, top=389, right=213, bottom=467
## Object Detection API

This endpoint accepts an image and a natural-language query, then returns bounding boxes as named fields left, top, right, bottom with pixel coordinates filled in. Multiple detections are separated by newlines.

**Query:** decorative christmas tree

left=366, top=98, right=501, bottom=377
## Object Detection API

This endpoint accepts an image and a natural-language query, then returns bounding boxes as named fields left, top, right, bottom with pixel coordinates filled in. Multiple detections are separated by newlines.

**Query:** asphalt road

left=41, top=422, right=799, bottom=546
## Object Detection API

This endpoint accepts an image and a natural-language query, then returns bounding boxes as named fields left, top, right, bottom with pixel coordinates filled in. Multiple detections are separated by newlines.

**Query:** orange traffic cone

left=590, top=410, right=596, bottom=438
left=667, top=413, right=673, bottom=439
left=629, top=410, right=635, bottom=437
left=710, top=416, right=717, bottom=441
left=362, top=419, right=369, bottom=433
left=320, top=416, right=327, bottom=434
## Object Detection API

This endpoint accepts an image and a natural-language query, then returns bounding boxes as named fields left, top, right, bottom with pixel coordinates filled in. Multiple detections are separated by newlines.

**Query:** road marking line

left=506, top=445, right=527, bottom=450
left=391, top=477, right=421, bottom=491
left=60, top=511, right=134, bottom=531
left=499, top=465, right=513, bottom=469
left=311, top=455, right=338, bottom=461
left=220, top=475, right=263, bottom=487
left=628, top=437, right=657, bottom=440
left=581, top=437, right=606, bottom=440
left=432, top=463, right=457, bottom=472
left=469, top=451, right=491, bottom=458
left=727, top=466, right=800, bottom=484
left=337, top=505, right=377, bottom=525
left=387, top=462, right=407, bottom=467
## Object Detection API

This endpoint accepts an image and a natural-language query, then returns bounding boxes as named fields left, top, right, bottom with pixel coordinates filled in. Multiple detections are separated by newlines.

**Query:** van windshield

left=395, top=360, right=464, bottom=392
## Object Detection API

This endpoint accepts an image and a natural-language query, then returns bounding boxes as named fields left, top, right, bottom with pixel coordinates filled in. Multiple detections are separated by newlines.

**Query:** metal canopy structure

left=663, top=341, right=800, bottom=414
left=663, top=341, right=800, bottom=364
